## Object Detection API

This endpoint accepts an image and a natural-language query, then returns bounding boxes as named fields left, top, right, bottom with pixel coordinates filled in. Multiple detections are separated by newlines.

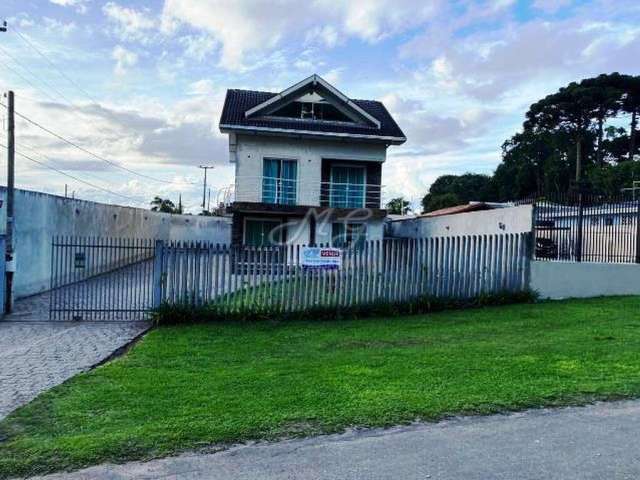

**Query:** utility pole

left=198, top=165, right=214, bottom=210
left=5, top=90, right=14, bottom=313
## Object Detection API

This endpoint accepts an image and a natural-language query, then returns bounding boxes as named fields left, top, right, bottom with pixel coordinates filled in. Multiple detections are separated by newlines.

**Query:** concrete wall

left=233, top=134, right=387, bottom=205
left=531, top=260, right=640, bottom=299
left=389, top=205, right=533, bottom=238
left=0, top=188, right=231, bottom=299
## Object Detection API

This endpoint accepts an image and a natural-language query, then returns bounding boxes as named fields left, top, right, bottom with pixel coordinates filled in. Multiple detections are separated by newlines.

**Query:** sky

left=0, top=0, right=639, bottom=212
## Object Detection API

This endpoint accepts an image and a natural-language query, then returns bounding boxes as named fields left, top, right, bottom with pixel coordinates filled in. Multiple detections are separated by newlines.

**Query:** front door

left=244, top=219, right=283, bottom=246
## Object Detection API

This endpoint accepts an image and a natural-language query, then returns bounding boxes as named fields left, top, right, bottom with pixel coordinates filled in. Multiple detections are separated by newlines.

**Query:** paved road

left=0, top=292, right=150, bottom=419
left=30, top=400, right=640, bottom=480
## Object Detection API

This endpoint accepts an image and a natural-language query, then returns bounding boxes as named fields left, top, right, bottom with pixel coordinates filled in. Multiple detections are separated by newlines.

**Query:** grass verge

left=1, top=296, right=640, bottom=477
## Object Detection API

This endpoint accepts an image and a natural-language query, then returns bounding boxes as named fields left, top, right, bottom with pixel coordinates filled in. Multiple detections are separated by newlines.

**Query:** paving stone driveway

left=0, top=291, right=150, bottom=420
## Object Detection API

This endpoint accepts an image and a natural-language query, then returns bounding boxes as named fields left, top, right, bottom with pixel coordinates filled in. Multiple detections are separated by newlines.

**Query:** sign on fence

left=301, top=246, right=342, bottom=270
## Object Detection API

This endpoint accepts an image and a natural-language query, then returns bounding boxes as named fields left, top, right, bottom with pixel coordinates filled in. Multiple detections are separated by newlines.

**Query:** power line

left=0, top=58, right=98, bottom=131
left=0, top=58, right=60, bottom=104
left=0, top=142, right=148, bottom=204
left=0, top=43, right=78, bottom=107
left=11, top=26, right=101, bottom=106
left=15, top=140, right=144, bottom=193
left=2, top=27, right=202, bottom=187
left=0, top=102, right=196, bottom=185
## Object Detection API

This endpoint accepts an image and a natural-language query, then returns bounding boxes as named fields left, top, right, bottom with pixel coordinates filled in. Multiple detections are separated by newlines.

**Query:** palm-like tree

left=150, top=197, right=180, bottom=213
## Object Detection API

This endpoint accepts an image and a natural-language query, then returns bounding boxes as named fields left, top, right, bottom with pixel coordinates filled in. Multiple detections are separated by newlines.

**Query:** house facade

left=219, top=74, right=406, bottom=247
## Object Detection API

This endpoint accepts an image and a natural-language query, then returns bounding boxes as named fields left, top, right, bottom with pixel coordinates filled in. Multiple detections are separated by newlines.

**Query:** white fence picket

left=157, top=232, right=531, bottom=313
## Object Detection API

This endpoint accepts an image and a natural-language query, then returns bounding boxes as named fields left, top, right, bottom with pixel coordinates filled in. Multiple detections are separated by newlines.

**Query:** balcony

left=261, top=176, right=298, bottom=205
left=320, top=181, right=382, bottom=209
left=233, top=176, right=384, bottom=210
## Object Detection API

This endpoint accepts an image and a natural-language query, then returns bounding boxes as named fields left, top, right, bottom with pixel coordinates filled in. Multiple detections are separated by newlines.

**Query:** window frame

left=243, top=217, right=285, bottom=247
left=329, top=164, right=367, bottom=209
left=262, top=156, right=298, bottom=205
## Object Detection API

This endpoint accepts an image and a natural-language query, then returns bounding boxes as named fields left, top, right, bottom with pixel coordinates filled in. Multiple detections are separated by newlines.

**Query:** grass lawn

left=2, top=296, right=640, bottom=478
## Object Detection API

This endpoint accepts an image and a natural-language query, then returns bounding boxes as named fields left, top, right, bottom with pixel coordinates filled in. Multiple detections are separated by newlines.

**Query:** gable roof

left=219, top=75, right=406, bottom=144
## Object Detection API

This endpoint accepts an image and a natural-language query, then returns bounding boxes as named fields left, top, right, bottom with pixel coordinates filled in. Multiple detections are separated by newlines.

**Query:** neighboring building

left=219, top=74, right=406, bottom=247
left=388, top=203, right=533, bottom=239
left=419, top=202, right=498, bottom=218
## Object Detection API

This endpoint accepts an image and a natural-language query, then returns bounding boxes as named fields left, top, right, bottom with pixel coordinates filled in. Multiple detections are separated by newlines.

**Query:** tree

left=524, top=82, right=597, bottom=183
left=385, top=197, right=412, bottom=215
left=580, top=73, right=622, bottom=166
left=150, top=197, right=182, bottom=214
left=620, top=75, right=640, bottom=161
left=494, top=129, right=579, bottom=199
left=491, top=73, right=640, bottom=198
left=421, top=174, right=494, bottom=213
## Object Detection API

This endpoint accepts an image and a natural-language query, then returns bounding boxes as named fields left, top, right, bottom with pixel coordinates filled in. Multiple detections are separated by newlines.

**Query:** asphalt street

left=32, top=399, right=640, bottom=479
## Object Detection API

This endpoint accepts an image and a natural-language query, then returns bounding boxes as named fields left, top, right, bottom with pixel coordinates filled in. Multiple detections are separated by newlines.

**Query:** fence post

left=152, top=239, right=165, bottom=308
left=0, top=235, right=5, bottom=317
left=575, top=192, right=584, bottom=262
left=635, top=199, right=640, bottom=264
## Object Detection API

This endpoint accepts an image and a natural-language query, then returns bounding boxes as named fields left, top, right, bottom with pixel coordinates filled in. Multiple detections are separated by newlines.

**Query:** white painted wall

left=314, top=217, right=384, bottom=246
left=389, top=205, right=533, bottom=238
left=531, top=260, right=640, bottom=299
left=0, top=188, right=231, bottom=298
left=233, top=134, right=386, bottom=205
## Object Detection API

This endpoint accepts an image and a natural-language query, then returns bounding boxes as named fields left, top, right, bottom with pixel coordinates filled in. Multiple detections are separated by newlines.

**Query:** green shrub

left=150, top=290, right=538, bottom=326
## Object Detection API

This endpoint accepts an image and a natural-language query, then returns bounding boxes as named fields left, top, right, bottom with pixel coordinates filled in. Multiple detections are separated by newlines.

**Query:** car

left=535, top=237, right=558, bottom=259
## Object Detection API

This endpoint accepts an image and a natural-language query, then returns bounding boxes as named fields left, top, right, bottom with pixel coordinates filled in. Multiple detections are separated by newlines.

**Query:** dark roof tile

left=219, top=89, right=405, bottom=141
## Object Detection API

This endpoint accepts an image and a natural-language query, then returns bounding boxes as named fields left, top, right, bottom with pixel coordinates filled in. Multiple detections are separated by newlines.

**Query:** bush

left=150, top=290, right=539, bottom=326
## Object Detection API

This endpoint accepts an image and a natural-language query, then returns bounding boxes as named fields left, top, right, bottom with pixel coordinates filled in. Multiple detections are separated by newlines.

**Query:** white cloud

left=49, top=0, right=89, bottom=14
left=112, top=45, right=138, bottom=76
left=42, top=17, right=77, bottom=36
left=178, top=34, right=217, bottom=61
left=401, top=14, right=640, bottom=103
left=102, top=2, right=157, bottom=43
left=305, top=25, right=340, bottom=48
left=160, top=0, right=445, bottom=71
left=187, top=79, right=216, bottom=95
left=532, top=0, right=573, bottom=14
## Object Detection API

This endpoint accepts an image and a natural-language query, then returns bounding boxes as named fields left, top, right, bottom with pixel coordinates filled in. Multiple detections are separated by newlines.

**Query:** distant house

left=419, top=202, right=498, bottom=218
left=219, top=74, right=406, bottom=247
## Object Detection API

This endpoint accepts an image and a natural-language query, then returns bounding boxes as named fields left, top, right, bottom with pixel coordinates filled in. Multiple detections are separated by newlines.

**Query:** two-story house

left=219, top=74, right=406, bottom=248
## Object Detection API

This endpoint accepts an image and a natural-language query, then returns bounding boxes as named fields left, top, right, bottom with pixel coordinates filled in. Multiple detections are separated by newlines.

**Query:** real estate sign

left=301, top=247, right=342, bottom=270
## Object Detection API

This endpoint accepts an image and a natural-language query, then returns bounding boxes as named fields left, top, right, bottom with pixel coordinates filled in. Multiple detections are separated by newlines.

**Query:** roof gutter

left=219, top=123, right=406, bottom=145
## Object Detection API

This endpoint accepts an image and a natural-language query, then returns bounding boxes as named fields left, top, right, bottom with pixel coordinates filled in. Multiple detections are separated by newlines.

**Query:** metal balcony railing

left=233, top=177, right=384, bottom=209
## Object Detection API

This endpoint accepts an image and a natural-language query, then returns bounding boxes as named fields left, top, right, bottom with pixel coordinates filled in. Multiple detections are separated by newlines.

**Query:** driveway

left=29, top=399, right=640, bottom=480
left=0, top=292, right=150, bottom=420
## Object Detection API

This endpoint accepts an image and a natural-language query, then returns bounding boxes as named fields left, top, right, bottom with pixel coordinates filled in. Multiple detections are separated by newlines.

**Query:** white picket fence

left=155, top=232, right=531, bottom=312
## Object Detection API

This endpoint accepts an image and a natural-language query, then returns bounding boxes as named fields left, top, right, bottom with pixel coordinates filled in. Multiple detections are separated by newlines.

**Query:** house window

left=244, top=219, right=283, bottom=247
left=330, top=166, right=365, bottom=208
left=262, top=158, right=297, bottom=205
left=332, top=223, right=366, bottom=248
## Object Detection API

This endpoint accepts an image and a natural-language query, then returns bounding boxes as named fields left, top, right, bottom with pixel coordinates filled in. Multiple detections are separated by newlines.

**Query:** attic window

left=270, top=98, right=355, bottom=123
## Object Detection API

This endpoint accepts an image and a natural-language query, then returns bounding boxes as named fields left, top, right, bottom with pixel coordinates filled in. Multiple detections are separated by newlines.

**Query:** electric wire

left=3, top=28, right=200, bottom=186
left=11, top=26, right=101, bottom=105
left=0, top=43, right=78, bottom=107
left=0, top=142, right=148, bottom=204
left=0, top=101, right=196, bottom=185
